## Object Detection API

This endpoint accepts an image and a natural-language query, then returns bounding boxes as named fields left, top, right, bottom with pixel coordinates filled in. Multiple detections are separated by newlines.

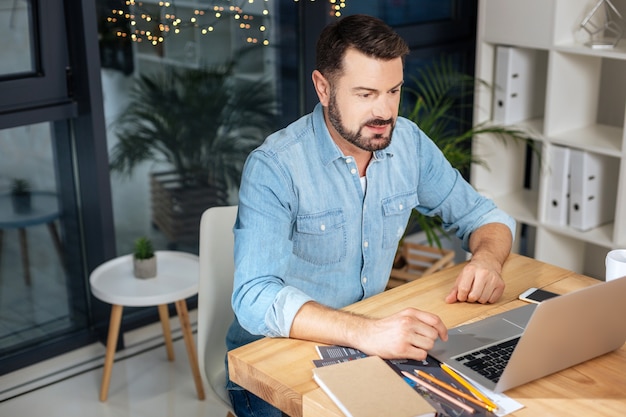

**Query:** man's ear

left=312, top=70, right=331, bottom=106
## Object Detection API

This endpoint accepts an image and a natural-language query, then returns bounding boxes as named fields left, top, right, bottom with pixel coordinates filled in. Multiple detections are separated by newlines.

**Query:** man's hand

left=445, top=222, right=512, bottom=304
left=355, top=308, right=448, bottom=361
left=290, top=303, right=447, bottom=362
left=445, top=256, right=505, bottom=304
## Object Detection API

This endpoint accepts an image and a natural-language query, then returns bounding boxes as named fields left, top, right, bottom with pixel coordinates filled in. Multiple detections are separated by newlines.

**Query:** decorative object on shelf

left=10, top=178, right=32, bottom=214
left=400, top=57, right=537, bottom=248
left=133, top=236, right=157, bottom=278
left=580, top=0, right=624, bottom=49
left=110, top=64, right=277, bottom=245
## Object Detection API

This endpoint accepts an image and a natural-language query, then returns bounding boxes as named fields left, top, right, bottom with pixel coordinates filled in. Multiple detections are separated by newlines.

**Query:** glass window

left=0, top=0, right=36, bottom=77
left=342, top=0, right=453, bottom=25
left=0, top=0, right=73, bottom=127
left=100, top=0, right=283, bottom=253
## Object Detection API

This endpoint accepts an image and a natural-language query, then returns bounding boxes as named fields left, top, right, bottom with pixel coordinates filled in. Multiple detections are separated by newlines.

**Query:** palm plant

left=400, top=57, right=537, bottom=247
left=110, top=64, right=278, bottom=202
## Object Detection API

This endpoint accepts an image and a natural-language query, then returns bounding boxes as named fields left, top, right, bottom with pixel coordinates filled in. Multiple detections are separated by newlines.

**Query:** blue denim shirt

left=229, top=103, right=515, bottom=350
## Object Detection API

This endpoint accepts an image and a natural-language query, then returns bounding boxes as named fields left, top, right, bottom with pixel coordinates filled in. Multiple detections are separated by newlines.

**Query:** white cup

left=605, top=249, right=626, bottom=281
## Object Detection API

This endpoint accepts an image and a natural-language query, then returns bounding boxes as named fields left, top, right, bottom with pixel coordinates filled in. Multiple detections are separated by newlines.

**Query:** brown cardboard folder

left=312, top=356, right=436, bottom=417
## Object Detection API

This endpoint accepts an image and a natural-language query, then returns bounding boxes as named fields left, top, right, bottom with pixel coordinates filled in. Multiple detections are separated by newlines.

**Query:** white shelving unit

left=472, top=0, right=626, bottom=279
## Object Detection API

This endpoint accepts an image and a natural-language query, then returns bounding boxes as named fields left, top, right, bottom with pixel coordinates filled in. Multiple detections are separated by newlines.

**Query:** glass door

left=0, top=121, right=88, bottom=373
left=0, top=0, right=115, bottom=375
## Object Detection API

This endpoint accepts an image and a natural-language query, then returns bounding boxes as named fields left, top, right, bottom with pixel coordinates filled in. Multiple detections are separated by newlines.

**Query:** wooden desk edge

left=228, top=345, right=307, bottom=417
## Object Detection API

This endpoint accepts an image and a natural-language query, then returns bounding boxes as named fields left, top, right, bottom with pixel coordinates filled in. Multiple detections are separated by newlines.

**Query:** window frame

left=0, top=0, right=77, bottom=129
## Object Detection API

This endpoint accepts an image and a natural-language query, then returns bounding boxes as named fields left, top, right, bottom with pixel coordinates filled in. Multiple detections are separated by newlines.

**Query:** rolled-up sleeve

left=414, top=131, right=516, bottom=251
left=232, top=149, right=314, bottom=338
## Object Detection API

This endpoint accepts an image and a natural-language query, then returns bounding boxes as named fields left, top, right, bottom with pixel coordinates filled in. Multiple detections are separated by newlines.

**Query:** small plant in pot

left=11, top=178, right=32, bottom=214
left=133, top=236, right=157, bottom=279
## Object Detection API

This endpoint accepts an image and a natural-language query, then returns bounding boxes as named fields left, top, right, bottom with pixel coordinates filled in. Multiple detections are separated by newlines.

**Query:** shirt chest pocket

left=382, top=192, right=418, bottom=249
left=293, top=210, right=346, bottom=265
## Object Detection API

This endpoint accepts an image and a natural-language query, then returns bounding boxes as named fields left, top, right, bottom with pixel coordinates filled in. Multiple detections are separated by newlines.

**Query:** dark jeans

left=228, top=388, right=287, bottom=417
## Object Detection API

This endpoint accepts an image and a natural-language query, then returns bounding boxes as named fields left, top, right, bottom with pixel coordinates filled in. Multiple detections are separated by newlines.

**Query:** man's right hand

left=354, top=307, right=448, bottom=361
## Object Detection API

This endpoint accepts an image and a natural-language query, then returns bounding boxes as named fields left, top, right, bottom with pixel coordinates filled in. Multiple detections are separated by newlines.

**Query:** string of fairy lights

left=107, top=0, right=348, bottom=48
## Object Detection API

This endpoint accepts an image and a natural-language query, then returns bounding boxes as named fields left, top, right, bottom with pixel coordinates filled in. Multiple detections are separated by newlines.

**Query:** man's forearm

left=289, top=301, right=367, bottom=347
left=468, top=222, right=513, bottom=271
left=288, top=300, right=449, bottom=361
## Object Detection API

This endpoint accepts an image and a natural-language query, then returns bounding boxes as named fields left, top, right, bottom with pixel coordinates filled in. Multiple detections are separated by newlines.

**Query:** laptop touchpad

left=431, top=306, right=534, bottom=358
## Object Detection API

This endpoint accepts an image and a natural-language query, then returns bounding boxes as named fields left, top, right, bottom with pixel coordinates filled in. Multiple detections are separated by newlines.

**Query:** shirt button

left=350, top=168, right=357, bottom=175
left=362, top=277, right=367, bottom=284
left=320, top=224, right=326, bottom=231
left=363, top=241, right=369, bottom=248
left=346, top=158, right=352, bottom=164
left=399, top=204, right=404, bottom=210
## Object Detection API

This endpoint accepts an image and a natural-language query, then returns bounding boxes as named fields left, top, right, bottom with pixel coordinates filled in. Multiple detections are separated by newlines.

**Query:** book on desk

left=312, top=349, right=508, bottom=417
left=312, top=355, right=437, bottom=417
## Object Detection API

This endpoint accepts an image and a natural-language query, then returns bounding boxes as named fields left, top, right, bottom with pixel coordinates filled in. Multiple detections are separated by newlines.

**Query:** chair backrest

left=197, top=205, right=238, bottom=408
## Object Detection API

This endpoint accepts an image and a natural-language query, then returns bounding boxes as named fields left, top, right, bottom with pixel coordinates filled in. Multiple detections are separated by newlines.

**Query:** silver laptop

left=430, top=275, right=626, bottom=392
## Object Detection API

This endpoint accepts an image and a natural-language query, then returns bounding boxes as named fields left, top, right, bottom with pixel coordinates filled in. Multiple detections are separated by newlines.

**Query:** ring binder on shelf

left=493, top=46, right=540, bottom=125
left=545, top=146, right=571, bottom=227
left=568, top=149, right=618, bottom=232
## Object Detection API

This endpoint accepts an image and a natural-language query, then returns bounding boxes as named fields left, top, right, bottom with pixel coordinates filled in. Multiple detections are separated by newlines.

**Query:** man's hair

left=316, top=14, right=410, bottom=82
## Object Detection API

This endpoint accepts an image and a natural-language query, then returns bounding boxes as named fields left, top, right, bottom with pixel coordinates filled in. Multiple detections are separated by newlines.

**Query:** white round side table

left=89, top=250, right=205, bottom=402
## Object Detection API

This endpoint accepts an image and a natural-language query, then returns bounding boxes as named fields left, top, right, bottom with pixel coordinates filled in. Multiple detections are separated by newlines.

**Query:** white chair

left=197, top=205, right=238, bottom=417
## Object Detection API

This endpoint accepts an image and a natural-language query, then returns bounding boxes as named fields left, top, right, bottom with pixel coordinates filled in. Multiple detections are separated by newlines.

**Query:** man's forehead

left=337, top=49, right=403, bottom=84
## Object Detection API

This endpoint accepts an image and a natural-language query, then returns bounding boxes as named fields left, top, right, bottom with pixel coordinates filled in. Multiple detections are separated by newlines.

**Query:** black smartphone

left=518, top=287, right=559, bottom=304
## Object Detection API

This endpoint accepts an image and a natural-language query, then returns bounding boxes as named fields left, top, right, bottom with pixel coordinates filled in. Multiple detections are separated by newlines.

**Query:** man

left=226, top=14, right=515, bottom=417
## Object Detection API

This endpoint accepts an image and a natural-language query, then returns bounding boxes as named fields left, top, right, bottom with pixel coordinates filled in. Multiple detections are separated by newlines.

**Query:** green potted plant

left=392, top=57, right=537, bottom=272
left=109, top=63, right=278, bottom=244
left=11, top=178, right=32, bottom=214
left=133, top=236, right=156, bottom=279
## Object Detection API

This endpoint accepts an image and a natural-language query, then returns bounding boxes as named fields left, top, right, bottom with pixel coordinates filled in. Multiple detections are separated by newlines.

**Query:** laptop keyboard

left=453, top=337, right=520, bottom=383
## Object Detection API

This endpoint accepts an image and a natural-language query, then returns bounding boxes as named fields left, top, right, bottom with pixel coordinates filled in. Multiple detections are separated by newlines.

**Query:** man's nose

left=372, top=96, right=395, bottom=120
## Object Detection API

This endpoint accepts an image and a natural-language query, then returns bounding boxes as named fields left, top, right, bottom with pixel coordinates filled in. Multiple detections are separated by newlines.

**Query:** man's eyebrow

left=390, top=80, right=404, bottom=90
left=351, top=81, right=404, bottom=93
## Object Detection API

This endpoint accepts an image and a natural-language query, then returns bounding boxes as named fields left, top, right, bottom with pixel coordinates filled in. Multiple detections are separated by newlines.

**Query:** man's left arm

left=445, top=222, right=513, bottom=304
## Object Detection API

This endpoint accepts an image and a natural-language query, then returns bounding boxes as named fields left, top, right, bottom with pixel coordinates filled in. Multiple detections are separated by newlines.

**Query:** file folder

left=493, top=46, right=538, bottom=124
left=569, top=149, right=618, bottom=231
left=545, top=145, right=571, bottom=226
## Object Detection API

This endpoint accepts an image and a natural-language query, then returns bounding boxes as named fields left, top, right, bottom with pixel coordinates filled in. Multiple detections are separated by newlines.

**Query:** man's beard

left=327, top=92, right=394, bottom=152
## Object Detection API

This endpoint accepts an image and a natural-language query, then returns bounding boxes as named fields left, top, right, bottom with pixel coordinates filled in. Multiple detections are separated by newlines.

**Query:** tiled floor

left=0, top=311, right=231, bottom=417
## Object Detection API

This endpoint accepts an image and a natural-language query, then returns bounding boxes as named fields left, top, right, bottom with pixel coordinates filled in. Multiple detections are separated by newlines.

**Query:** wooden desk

left=228, top=254, right=626, bottom=416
